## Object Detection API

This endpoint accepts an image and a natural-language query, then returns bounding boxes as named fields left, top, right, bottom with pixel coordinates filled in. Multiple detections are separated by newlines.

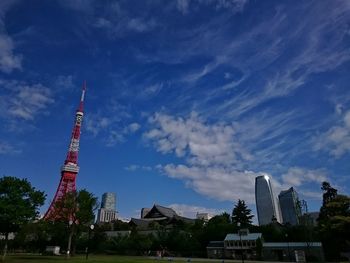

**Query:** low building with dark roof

left=262, top=242, right=324, bottom=262
left=130, top=204, right=195, bottom=229
left=206, top=230, right=325, bottom=262
left=223, top=229, right=262, bottom=260
left=207, top=241, right=225, bottom=259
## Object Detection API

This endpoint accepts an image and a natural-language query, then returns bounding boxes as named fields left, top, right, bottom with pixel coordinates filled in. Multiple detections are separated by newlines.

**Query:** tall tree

left=232, top=199, right=254, bottom=227
left=319, top=181, right=338, bottom=222
left=321, top=181, right=338, bottom=205
left=318, top=182, right=350, bottom=260
left=49, top=189, right=98, bottom=257
left=0, top=176, right=45, bottom=261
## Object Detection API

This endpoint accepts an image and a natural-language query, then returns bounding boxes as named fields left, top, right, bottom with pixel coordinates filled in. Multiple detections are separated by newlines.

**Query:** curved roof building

left=255, top=175, right=278, bottom=225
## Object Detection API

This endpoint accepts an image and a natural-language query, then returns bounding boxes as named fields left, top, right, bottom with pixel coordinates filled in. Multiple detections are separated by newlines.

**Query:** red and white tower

left=44, top=82, right=86, bottom=220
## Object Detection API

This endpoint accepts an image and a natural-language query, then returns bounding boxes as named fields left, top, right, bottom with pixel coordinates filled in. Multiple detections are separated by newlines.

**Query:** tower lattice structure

left=44, top=82, right=86, bottom=220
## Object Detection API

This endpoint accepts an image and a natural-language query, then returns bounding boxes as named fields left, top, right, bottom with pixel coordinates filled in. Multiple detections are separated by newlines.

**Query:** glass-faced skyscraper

left=278, top=187, right=301, bottom=225
left=255, top=175, right=278, bottom=225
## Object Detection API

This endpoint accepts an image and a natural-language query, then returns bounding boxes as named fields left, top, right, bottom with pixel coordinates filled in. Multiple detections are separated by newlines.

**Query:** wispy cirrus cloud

left=133, top=0, right=350, bottom=123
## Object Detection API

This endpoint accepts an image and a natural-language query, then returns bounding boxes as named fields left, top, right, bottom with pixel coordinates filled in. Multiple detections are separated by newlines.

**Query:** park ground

left=1, top=255, right=286, bottom=263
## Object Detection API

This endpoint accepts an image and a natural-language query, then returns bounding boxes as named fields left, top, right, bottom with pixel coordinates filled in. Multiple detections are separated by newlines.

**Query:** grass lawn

left=3, top=255, right=227, bottom=263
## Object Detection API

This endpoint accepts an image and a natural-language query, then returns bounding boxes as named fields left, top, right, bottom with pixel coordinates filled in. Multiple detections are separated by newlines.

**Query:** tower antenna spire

left=78, top=80, right=86, bottom=112
left=44, top=81, right=87, bottom=220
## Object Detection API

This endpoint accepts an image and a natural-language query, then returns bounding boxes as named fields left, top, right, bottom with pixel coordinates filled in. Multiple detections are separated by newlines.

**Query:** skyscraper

left=97, top=192, right=117, bottom=223
left=278, top=187, right=301, bottom=225
left=255, top=175, right=278, bottom=225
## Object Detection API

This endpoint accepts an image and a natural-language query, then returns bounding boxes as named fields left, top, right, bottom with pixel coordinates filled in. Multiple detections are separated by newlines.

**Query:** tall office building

left=255, top=175, right=278, bottom=225
left=278, top=187, right=301, bottom=225
left=97, top=192, right=117, bottom=223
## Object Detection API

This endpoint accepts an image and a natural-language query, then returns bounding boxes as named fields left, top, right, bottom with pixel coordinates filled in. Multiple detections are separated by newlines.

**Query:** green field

left=3, top=255, right=231, bottom=263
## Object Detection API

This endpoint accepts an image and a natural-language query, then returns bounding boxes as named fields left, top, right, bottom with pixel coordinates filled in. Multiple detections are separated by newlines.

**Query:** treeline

left=1, top=176, right=349, bottom=261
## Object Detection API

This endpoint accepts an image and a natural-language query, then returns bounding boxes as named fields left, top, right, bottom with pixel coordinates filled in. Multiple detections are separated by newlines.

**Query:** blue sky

left=0, top=0, right=350, bottom=220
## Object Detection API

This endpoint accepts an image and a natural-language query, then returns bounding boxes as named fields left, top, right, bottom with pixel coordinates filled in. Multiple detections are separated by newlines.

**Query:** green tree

left=318, top=182, right=350, bottom=261
left=321, top=181, right=338, bottom=205
left=0, top=176, right=45, bottom=261
left=203, top=212, right=234, bottom=245
left=48, top=189, right=98, bottom=257
left=232, top=199, right=254, bottom=226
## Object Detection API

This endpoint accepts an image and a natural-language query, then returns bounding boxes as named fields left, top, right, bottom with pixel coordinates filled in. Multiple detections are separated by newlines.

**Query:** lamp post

left=67, top=220, right=74, bottom=258
left=285, top=233, right=291, bottom=262
left=85, top=224, right=95, bottom=260
left=237, top=222, right=244, bottom=263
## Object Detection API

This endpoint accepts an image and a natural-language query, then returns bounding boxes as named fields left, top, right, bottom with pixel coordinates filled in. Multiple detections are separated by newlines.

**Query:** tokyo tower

left=44, top=82, right=86, bottom=220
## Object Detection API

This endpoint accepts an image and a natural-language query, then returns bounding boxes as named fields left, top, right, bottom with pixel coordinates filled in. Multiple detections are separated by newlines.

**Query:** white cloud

left=85, top=114, right=113, bottom=137
left=212, top=0, right=248, bottom=11
left=55, top=75, right=75, bottom=90
left=85, top=112, right=140, bottom=146
left=0, top=31, right=22, bottom=73
left=125, top=164, right=152, bottom=172
left=144, top=112, right=252, bottom=166
left=93, top=3, right=157, bottom=37
left=128, top=122, right=141, bottom=133
left=106, top=130, right=125, bottom=146
left=58, top=0, right=94, bottom=13
left=0, top=80, right=54, bottom=121
left=163, top=164, right=260, bottom=203
left=300, top=190, right=322, bottom=200
left=313, top=110, right=350, bottom=157
left=176, top=0, right=249, bottom=14
left=281, top=167, right=328, bottom=187
left=168, top=203, right=223, bottom=218
left=127, top=18, right=156, bottom=33
left=139, top=83, right=163, bottom=99
left=0, top=0, right=22, bottom=73
left=176, top=0, right=190, bottom=14
left=144, top=112, right=268, bottom=203
left=145, top=112, right=328, bottom=203
left=95, top=18, right=112, bottom=29
left=160, top=1, right=350, bottom=121
left=0, top=141, right=21, bottom=154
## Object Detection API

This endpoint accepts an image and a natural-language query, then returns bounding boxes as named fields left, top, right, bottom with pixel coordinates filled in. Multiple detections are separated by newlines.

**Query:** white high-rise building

left=255, top=175, right=279, bottom=225
left=96, top=192, right=117, bottom=223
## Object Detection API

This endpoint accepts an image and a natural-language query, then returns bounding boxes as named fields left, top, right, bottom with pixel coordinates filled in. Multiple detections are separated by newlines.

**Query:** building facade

left=96, top=192, right=117, bottom=223
left=262, top=242, right=324, bottom=261
left=130, top=204, right=195, bottom=229
left=278, top=187, right=301, bottom=225
left=196, top=212, right=212, bottom=221
left=101, top=192, right=116, bottom=210
left=223, top=230, right=262, bottom=260
left=255, top=175, right=278, bottom=225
